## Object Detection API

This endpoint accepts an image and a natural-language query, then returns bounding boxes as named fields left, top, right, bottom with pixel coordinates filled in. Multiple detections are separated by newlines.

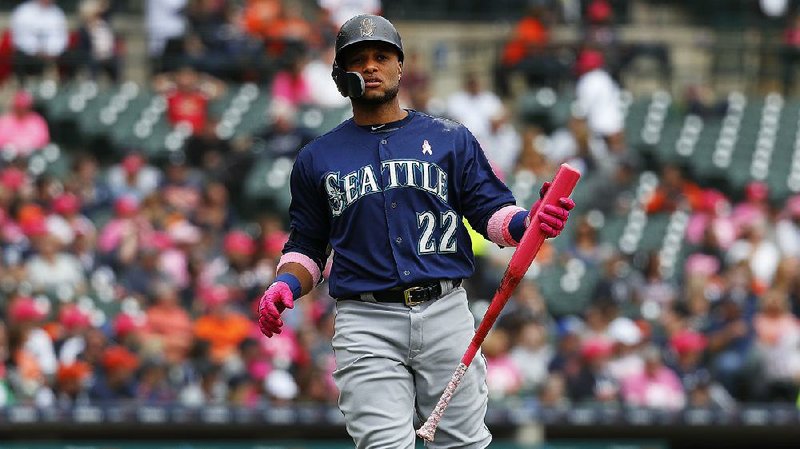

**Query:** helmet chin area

left=332, top=64, right=366, bottom=98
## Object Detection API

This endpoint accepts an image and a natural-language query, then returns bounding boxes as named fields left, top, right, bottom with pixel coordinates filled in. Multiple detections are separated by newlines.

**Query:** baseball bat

left=416, top=163, right=581, bottom=442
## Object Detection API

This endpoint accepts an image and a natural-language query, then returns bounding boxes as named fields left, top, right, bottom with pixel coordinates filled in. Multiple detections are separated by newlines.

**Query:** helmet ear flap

left=332, top=61, right=365, bottom=98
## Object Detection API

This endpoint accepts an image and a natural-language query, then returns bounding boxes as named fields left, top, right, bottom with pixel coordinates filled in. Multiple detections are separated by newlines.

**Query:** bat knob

left=416, top=422, right=436, bottom=442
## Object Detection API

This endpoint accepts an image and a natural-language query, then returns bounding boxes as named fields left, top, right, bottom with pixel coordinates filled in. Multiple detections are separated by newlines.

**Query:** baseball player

left=257, top=15, right=575, bottom=448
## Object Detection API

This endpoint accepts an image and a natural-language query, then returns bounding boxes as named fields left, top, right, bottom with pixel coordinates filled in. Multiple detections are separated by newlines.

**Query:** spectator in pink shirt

left=270, top=56, right=311, bottom=108
left=0, top=91, right=50, bottom=159
left=621, top=345, right=685, bottom=410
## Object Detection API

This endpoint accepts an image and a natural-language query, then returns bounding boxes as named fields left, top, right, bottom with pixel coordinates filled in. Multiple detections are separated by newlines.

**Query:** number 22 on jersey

left=417, top=210, right=458, bottom=254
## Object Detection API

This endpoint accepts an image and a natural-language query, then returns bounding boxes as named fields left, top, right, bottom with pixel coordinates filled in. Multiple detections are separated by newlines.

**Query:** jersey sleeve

left=283, top=148, right=330, bottom=270
left=457, top=129, right=517, bottom=239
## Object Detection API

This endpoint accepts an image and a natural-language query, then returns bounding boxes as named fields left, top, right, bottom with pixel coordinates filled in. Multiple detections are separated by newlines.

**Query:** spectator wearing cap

left=107, top=153, right=162, bottom=201
left=567, top=338, right=618, bottom=403
left=88, top=346, right=139, bottom=403
left=0, top=90, right=50, bottom=160
left=193, top=287, right=252, bottom=364
left=51, top=193, right=96, bottom=242
left=9, top=0, right=68, bottom=83
left=54, top=361, right=91, bottom=406
left=143, top=281, right=194, bottom=365
left=55, top=304, right=93, bottom=365
left=113, top=312, right=147, bottom=348
left=7, top=297, right=57, bottom=382
left=49, top=193, right=97, bottom=271
left=668, top=329, right=708, bottom=386
left=685, top=188, right=736, bottom=252
left=16, top=202, right=48, bottom=241
left=621, top=345, right=685, bottom=410
left=574, top=47, right=626, bottom=155
left=98, top=195, right=154, bottom=271
left=731, top=181, right=771, bottom=236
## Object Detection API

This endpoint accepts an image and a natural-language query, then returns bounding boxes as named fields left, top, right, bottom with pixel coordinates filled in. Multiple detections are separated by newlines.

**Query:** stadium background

left=2, top=0, right=800, bottom=448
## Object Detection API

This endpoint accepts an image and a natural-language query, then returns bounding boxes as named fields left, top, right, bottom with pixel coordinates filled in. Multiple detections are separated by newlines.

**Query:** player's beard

left=353, top=82, right=400, bottom=106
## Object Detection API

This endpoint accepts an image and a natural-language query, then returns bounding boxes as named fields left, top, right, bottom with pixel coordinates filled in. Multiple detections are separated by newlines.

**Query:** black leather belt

left=342, top=279, right=462, bottom=307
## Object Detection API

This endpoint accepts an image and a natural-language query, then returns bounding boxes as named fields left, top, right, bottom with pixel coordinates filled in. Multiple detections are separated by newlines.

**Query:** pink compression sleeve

left=276, top=251, right=322, bottom=285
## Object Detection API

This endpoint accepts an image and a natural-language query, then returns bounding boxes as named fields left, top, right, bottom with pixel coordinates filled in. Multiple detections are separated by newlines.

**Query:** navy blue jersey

left=284, top=110, right=516, bottom=298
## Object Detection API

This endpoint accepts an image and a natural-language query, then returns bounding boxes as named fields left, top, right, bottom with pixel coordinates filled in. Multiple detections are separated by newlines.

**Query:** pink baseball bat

left=416, top=163, right=581, bottom=442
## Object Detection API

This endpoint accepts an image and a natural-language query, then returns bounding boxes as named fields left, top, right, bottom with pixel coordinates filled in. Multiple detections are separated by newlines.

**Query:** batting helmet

left=332, top=15, right=404, bottom=98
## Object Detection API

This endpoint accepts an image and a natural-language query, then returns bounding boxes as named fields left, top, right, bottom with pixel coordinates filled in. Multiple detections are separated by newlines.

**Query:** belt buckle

left=403, top=286, right=426, bottom=307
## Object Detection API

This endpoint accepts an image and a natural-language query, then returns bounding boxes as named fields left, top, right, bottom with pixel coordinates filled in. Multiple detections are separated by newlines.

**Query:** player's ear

left=398, top=61, right=403, bottom=80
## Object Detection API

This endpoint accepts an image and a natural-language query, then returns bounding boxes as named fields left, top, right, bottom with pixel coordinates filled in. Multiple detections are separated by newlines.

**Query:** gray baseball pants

left=332, top=286, right=492, bottom=449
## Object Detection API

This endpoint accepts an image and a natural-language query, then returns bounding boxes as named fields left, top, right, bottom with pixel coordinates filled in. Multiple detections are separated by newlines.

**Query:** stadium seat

left=243, top=156, right=293, bottom=214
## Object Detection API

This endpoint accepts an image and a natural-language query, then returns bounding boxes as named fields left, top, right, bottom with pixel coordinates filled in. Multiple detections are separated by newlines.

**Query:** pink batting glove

left=257, top=281, right=295, bottom=338
left=530, top=181, right=576, bottom=238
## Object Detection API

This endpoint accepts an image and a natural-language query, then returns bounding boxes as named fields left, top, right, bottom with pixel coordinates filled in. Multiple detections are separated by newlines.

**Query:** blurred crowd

left=0, top=0, right=799, bottom=415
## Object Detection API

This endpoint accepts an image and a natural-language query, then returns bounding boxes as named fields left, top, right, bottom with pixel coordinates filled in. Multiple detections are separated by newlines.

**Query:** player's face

left=343, top=42, right=403, bottom=105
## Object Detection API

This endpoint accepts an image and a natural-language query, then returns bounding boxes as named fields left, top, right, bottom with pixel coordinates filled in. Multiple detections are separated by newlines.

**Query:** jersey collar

left=357, top=109, right=416, bottom=134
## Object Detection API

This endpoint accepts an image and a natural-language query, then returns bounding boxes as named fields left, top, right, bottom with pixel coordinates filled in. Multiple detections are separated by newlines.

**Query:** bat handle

left=416, top=363, right=468, bottom=442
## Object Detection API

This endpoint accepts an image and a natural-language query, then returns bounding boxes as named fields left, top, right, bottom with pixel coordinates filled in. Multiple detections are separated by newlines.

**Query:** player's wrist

left=508, top=209, right=529, bottom=243
left=275, top=273, right=302, bottom=300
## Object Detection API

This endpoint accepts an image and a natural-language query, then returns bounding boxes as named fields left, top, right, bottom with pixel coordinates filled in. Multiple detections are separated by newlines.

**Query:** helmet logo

left=360, top=17, right=376, bottom=37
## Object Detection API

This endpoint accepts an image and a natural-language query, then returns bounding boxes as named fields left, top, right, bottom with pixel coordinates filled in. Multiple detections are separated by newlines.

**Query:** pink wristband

left=487, top=205, right=526, bottom=246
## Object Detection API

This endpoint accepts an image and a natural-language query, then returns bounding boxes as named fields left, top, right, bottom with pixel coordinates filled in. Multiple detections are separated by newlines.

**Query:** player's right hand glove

left=530, top=181, right=575, bottom=238
left=257, top=281, right=295, bottom=338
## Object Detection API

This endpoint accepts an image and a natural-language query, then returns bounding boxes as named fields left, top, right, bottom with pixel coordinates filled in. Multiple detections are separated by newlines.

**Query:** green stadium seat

left=537, top=259, right=600, bottom=317
left=244, top=156, right=294, bottom=213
